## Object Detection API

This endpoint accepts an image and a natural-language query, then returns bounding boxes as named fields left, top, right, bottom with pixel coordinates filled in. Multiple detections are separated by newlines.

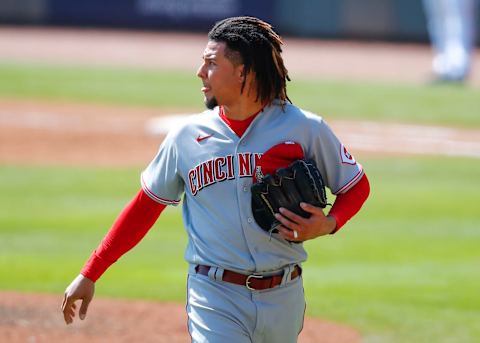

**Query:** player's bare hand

left=61, top=274, right=95, bottom=325
left=274, top=202, right=336, bottom=242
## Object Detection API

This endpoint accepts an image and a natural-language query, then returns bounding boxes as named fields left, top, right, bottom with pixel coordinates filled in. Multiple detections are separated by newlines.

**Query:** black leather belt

left=195, top=265, right=301, bottom=290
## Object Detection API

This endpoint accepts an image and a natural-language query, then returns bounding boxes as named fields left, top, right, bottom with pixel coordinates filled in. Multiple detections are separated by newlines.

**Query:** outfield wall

left=0, top=0, right=479, bottom=43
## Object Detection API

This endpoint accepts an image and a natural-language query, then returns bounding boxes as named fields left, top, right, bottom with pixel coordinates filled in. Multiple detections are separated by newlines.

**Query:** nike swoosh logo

left=196, top=134, right=213, bottom=143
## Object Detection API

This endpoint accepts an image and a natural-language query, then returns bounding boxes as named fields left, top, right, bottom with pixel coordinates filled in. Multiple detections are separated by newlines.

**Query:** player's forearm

left=328, top=174, right=370, bottom=234
left=81, top=188, right=166, bottom=282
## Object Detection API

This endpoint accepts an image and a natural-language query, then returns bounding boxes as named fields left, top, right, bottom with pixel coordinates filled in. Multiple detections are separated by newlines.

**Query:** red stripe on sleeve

left=328, top=174, right=370, bottom=234
left=81, top=188, right=166, bottom=282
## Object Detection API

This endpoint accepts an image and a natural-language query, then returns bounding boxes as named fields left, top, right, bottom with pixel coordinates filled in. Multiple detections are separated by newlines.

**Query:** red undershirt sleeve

left=81, top=188, right=166, bottom=282
left=328, top=174, right=370, bottom=234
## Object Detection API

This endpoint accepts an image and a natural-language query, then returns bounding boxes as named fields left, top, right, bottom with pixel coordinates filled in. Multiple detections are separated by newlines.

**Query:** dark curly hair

left=208, top=16, right=291, bottom=105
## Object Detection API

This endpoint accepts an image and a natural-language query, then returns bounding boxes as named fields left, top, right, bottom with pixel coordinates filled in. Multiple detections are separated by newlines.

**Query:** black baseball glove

left=251, top=159, right=328, bottom=234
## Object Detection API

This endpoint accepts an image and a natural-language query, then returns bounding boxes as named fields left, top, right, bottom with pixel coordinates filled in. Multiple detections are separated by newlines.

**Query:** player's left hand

left=274, top=202, right=336, bottom=242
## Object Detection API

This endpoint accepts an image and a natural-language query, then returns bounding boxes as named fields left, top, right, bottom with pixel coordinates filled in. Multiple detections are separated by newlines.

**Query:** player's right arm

left=61, top=188, right=166, bottom=324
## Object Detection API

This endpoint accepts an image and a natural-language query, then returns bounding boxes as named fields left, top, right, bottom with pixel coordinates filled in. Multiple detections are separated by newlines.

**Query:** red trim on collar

left=219, top=106, right=262, bottom=137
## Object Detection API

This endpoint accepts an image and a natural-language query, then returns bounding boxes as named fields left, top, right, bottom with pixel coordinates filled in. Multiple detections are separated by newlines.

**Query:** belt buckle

left=245, top=274, right=263, bottom=290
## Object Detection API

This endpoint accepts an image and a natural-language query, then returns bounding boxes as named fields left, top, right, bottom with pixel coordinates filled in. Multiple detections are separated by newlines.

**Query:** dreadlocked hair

left=208, top=16, right=291, bottom=105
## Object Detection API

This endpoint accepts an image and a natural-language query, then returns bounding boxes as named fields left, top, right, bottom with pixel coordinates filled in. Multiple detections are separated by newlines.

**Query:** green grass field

left=1, top=62, right=480, bottom=342
left=1, top=158, right=479, bottom=342
left=1, top=62, right=480, bottom=127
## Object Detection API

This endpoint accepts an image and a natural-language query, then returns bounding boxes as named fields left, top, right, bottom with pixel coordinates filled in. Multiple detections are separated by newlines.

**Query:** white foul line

left=146, top=115, right=480, bottom=159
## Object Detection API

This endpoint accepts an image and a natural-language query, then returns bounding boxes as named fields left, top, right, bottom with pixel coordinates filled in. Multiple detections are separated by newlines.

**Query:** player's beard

left=205, top=96, right=218, bottom=110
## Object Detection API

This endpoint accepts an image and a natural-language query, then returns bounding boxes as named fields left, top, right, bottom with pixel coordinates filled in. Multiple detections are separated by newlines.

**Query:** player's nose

left=196, top=62, right=207, bottom=79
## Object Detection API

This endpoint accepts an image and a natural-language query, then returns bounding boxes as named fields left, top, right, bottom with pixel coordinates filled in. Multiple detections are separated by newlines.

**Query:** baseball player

left=423, top=0, right=478, bottom=82
left=62, top=16, right=370, bottom=343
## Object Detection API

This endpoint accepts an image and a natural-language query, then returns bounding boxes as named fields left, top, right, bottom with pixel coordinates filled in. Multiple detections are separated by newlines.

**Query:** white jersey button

left=247, top=218, right=253, bottom=223
left=243, top=186, right=248, bottom=192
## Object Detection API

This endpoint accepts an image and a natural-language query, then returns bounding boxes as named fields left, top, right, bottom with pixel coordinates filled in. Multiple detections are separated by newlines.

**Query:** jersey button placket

left=235, top=138, right=260, bottom=269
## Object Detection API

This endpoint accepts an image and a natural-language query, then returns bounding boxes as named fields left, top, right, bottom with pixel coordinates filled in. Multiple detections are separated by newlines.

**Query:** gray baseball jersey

left=141, top=99, right=363, bottom=273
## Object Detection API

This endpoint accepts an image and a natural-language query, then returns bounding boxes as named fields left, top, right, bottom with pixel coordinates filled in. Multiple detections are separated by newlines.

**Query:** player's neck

left=222, top=96, right=264, bottom=121
left=222, top=105, right=262, bottom=120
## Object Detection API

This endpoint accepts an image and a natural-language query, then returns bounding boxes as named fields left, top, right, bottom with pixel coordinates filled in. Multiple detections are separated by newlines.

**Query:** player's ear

left=237, top=64, right=246, bottom=82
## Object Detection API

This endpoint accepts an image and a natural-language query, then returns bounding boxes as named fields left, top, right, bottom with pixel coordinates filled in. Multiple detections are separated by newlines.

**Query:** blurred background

left=1, top=1, right=479, bottom=343
left=0, top=0, right=477, bottom=41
